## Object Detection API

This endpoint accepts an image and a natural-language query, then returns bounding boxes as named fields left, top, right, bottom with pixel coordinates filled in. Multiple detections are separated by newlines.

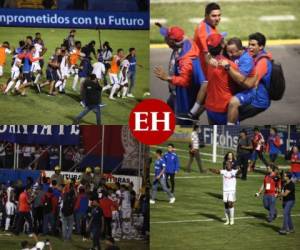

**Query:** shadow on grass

left=258, top=222, right=281, bottom=232
left=197, top=212, right=224, bottom=222
left=244, top=211, right=266, bottom=220
left=205, top=192, right=223, bottom=200
left=65, top=92, right=81, bottom=102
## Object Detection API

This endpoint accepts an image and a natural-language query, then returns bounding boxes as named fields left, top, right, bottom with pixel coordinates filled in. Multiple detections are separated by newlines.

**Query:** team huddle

left=154, top=2, right=285, bottom=125
left=0, top=29, right=140, bottom=101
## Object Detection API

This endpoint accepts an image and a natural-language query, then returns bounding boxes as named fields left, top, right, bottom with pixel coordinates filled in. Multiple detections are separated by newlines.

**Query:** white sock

left=72, top=74, right=79, bottom=89
left=225, top=209, right=229, bottom=221
left=190, top=102, right=201, bottom=115
left=55, top=80, right=62, bottom=88
left=122, top=86, right=128, bottom=97
left=34, top=73, right=41, bottom=84
left=227, top=122, right=235, bottom=125
left=62, top=79, right=66, bottom=89
left=102, top=84, right=112, bottom=92
left=229, top=207, right=234, bottom=219
left=5, top=217, right=10, bottom=231
left=15, top=80, right=21, bottom=90
left=5, top=81, right=15, bottom=93
left=23, top=79, right=27, bottom=85
left=109, top=84, right=120, bottom=98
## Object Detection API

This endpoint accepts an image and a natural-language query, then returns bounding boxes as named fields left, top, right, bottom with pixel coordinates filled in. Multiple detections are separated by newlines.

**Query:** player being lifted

left=70, top=41, right=85, bottom=91
left=209, top=160, right=241, bottom=225
left=109, top=52, right=130, bottom=99
left=102, top=48, right=123, bottom=94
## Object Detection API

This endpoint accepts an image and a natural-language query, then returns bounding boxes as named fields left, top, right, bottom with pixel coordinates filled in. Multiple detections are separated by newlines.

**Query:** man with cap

left=153, top=25, right=206, bottom=124
left=50, top=166, right=64, bottom=187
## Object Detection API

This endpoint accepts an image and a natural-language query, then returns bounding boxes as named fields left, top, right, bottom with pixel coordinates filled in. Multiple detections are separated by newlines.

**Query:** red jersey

left=291, top=153, right=300, bottom=172
left=193, top=20, right=219, bottom=77
left=252, top=132, right=264, bottom=151
left=99, top=197, right=114, bottom=218
left=263, top=174, right=279, bottom=196
left=204, top=55, right=237, bottom=112
left=19, top=191, right=30, bottom=212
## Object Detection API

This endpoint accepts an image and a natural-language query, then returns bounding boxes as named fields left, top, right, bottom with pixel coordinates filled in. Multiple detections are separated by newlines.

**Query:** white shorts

left=109, top=73, right=119, bottom=85
left=69, top=65, right=79, bottom=75
left=121, top=208, right=131, bottom=219
left=5, top=201, right=16, bottom=216
left=0, top=65, right=3, bottom=76
left=60, top=68, right=70, bottom=78
left=119, top=78, right=128, bottom=86
left=223, top=191, right=236, bottom=202
left=31, top=62, right=41, bottom=73
left=11, top=70, right=20, bottom=80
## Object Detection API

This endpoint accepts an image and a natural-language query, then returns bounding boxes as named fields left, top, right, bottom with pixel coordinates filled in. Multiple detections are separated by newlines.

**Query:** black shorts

left=239, top=104, right=266, bottom=121
left=46, top=69, right=59, bottom=81
left=23, top=72, right=33, bottom=82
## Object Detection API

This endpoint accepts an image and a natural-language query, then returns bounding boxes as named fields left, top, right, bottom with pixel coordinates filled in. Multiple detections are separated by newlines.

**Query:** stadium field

left=150, top=141, right=300, bottom=250
left=150, top=0, right=300, bottom=43
left=0, top=233, right=148, bottom=250
left=0, top=27, right=149, bottom=124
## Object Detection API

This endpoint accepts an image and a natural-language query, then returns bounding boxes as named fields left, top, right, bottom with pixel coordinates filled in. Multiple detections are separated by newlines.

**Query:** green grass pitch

left=150, top=140, right=300, bottom=250
left=0, top=27, right=149, bottom=124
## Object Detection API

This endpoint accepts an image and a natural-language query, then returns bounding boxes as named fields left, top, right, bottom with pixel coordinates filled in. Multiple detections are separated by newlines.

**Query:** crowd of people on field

left=0, top=165, right=149, bottom=250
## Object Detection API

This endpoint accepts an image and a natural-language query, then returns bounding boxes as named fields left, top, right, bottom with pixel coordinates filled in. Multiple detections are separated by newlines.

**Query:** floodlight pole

left=212, top=125, right=217, bottom=163
left=59, top=145, right=62, bottom=167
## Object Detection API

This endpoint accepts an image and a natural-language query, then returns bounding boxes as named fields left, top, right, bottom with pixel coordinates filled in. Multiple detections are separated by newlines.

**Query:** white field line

left=189, top=17, right=230, bottom=24
left=151, top=214, right=300, bottom=224
left=150, top=18, right=167, bottom=25
left=259, top=15, right=296, bottom=21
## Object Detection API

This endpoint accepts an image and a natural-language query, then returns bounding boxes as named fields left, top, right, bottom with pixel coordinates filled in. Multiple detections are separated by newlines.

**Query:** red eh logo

left=129, top=99, right=175, bottom=145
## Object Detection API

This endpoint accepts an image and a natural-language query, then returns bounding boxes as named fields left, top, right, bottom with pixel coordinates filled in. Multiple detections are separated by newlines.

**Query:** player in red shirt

left=249, top=127, right=268, bottom=170
left=193, top=2, right=222, bottom=76
left=255, top=164, right=281, bottom=222
left=99, top=191, right=114, bottom=239
left=290, top=146, right=300, bottom=182
left=15, top=185, right=33, bottom=235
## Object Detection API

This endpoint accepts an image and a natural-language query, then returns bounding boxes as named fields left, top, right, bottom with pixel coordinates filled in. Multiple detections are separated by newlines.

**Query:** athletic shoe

left=288, top=229, right=295, bottom=233
left=278, top=230, right=288, bottom=235
left=99, top=103, right=107, bottom=108
left=150, top=199, right=155, bottom=204
left=176, top=113, right=198, bottom=123
left=109, top=97, right=116, bottom=100
left=127, top=93, right=135, bottom=98
left=224, top=220, right=230, bottom=225
left=80, top=101, right=85, bottom=107
left=169, top=197, right=176, bottom=204
left=230, top=218, right=234, bottom=225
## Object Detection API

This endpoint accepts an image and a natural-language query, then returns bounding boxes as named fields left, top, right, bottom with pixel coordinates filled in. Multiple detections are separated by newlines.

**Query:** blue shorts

left=206, top=109, right=227, bottom=124
left=236, top=89, right=254, bottom=106
left=292, top=172, right=300, bottom=181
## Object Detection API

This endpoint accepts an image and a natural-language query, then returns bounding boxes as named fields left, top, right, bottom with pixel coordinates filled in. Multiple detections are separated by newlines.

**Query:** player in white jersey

left=4, top=56, right=22, bottom=94
left=209, top=160, right=241, bottom=225
left=92, top=61, right=105, bottom=82
left=5, top=184, right=16, bottom=231
left=31, top=38, right=46, bottom=92
left=120, top=185, right=132, bottom=239
left=55, top=48, right=70, bottom=93
left=109, top=57, right=130, bottom=100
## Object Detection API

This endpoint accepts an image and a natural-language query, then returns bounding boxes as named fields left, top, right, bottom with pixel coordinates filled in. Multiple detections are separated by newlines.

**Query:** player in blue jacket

left=150, top=149, right=175, bottom=205
left=164, top=143, right=180, bottom=194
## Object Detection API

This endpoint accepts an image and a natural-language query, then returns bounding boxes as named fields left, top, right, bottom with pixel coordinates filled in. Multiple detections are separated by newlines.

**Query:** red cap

left=207, top=33, right=223, bottom=47
left=167, top=26, right=184, bottom=42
